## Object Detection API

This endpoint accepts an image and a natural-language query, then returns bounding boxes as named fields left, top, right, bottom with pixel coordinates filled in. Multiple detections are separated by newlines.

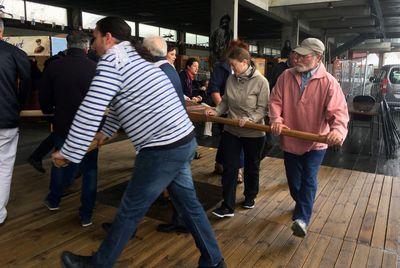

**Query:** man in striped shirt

left=55, top=17, right=225, bottom=268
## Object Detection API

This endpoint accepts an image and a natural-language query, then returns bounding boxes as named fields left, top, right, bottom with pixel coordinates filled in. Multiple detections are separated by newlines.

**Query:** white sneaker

left=291, top=219, right=307, bottom=237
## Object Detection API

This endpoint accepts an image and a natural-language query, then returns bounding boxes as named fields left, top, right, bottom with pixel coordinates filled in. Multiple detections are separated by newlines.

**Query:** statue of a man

left=210, top=14, right=233, bottom=66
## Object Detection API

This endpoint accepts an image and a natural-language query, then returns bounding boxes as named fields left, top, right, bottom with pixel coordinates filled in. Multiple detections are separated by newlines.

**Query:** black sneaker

left=242, top=199, right=255, bottom=209
left=81, top=218, right=93, bottom=227
left=212, top=206, right=234, bottom=218
left=28, top=157, right=45, bottom=173
left=43, top=199, right=59, bottom=211
left=61, top=251, right=94, bottom=268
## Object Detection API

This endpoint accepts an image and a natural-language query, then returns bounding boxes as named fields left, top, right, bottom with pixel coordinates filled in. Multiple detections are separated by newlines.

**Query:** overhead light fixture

left=327, top=2, right=334, bottom=9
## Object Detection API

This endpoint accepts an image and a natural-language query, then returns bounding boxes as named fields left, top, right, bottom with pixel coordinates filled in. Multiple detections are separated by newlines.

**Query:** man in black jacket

left=40, top=31, right=98, bottom=227
left=0, top=19, right=31, bottom=226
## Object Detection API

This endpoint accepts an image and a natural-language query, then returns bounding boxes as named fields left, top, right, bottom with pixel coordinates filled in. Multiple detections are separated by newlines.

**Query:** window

left=389, top=68, right=400, bottom=84
left=185, top=33, right=209, bottom=47
left=160, top=27, right=177, bottom=42
left=263, top=47, right=271, bottom=55
left=185, top=33, right=196, bottom=45
left=26, top=1, right=67, bottom=25
left=82, top=12, right=105, bottom=29
left=249, top=45, right=258, bottom=53
left=196, top=35, right=209, bottom=47
left=125, top=21, right=136, bottom=35
left=1, top=0, right=25, bottom=20
left=139, top=23, right=159, bottom=37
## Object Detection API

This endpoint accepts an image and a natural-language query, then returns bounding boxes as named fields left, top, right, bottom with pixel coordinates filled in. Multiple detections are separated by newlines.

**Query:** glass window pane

left=160, top=28, right=177, bottom=42
left=2, top=0, right=25, bottom=20
left=185, top=33, right=196, bottom=45
left=82, top=12, right=105, bottom=30
left=139, top=23, right=159, bottom=38
left=26, top=1, right=67, bottom=25
left=196, top=35, right=209, bottom=47
left=125, top=21, right=136, bottom=36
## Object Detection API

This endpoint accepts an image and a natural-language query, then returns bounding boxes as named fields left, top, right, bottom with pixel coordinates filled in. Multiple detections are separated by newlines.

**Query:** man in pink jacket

left=269, top=38, right=349, bottom=237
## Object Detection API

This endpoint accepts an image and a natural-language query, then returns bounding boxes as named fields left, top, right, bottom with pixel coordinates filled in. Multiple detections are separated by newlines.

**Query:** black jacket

left=39, top=48, right=97, bottom=139
left=269, top=61, right=290, bottom=90
left=0, top=40, right=31, bottom=128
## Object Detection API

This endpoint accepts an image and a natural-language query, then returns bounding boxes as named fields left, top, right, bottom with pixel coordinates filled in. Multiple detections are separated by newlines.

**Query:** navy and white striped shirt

left=60, top=43, right=194, bottom=163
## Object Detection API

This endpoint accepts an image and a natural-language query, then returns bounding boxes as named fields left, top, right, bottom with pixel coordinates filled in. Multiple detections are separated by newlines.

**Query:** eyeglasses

left=295, top=52, right=315, bottom=60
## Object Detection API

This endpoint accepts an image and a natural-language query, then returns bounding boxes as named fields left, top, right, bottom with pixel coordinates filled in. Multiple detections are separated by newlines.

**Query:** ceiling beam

left=369, top=0, right=386, bottom=38
left=311, top=18, right=375, bottom=28
left=269, top=0, right=345, bottom=7
left=331, top=34, right=369, bottom=58
left=299, top=6, right=371, bottom=21
left=326, top=26, right=378, bottom=36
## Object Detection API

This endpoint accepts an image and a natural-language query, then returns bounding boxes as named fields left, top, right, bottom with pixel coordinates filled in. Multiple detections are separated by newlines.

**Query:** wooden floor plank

left=309, top=169, right=352, bottom=233
left=366, top=247, right=384, bottom=268
left=351, top=243, right=370, bottom=267
left=386, top=177, right=400, bottom=254
left=318, top=237, right=344, bottom=268
left=321, top=171, right=361, bottom=237
left=345, top=173, right=376, bottom=242
left=371, top=176, right=392, bottom=249
left=382, top=251, right=398, bottom=268
left=1, top=142, right=399, bottom=267
left=286, top=232, right=319, bottom=268
left=302, top=234, right=331, bottom=268
left=358, top=174, right=384, bottom=245
left=334, top=240, right=357, bottom=268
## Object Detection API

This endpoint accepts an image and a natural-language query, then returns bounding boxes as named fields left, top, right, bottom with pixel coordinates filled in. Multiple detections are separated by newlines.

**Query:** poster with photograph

left=3, top=36, right=51, bottom=56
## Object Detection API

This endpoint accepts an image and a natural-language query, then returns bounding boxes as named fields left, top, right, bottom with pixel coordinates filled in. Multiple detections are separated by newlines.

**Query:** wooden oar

left=188, top=111, right=328, bottom=144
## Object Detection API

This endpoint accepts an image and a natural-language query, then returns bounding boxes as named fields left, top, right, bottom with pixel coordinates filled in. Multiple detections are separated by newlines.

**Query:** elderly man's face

left=294, top=52, right=321, bottom=73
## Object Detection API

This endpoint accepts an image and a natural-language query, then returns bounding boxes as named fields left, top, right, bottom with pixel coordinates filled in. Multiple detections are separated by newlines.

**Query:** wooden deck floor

left=0, top=140, right=399, bottom=267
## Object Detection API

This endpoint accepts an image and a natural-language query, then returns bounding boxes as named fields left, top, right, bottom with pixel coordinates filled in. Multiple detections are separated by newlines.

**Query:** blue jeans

left=94, top=138, right=222, bottom=267
left=220, top=131, right=265, bottom=211
left=283, top=149, right=326, bottom=225
left=45, top=134, right=98, bottom=221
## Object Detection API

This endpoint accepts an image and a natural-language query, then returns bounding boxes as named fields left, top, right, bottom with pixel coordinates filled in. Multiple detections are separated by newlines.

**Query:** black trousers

left=220, top=131, right=265, bottom=211
left=30, top=133, right=54, bottom=161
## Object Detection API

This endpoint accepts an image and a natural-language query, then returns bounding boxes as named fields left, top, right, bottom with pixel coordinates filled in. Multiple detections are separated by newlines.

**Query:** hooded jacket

left=269, top=63, right=349, bottom=155
left=216, top=62, right=269, bottom=137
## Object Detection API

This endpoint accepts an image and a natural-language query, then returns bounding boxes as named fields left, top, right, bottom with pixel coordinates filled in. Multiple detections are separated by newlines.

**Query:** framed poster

left=3, top=36, right=51, bottom=56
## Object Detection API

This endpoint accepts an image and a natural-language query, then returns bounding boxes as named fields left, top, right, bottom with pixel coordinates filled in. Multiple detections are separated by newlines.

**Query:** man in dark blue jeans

left=45, top=135, right=98, bottom=226
left=269, top=38, right=349, bottom=237
left=283, top=149, right=326, bottom=224
left=40, top=31, right=98, bottom=227
left=56, top=17, right=225, bottom=267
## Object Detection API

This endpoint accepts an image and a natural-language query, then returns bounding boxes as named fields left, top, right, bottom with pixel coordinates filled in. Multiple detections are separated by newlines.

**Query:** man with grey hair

left=270, top=38, right=349, bottom=237
left=40, top=31, right=99, bottom=227
left=143, top=36, right=185, bottom=106
left=0, top=18, right=31, bottom=226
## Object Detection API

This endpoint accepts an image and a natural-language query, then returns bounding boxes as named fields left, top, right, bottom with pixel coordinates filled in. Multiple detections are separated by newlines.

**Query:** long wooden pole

left=188, top=111, right=328, bottom=144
